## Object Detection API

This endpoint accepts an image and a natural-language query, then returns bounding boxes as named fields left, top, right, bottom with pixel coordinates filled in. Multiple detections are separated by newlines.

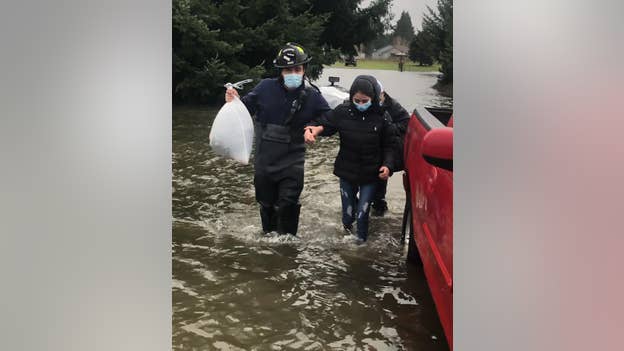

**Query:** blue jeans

left=339, top=178, right=377, bottom=241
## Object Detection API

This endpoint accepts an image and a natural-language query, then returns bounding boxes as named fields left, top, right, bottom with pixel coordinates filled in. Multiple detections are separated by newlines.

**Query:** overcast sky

left=362, top=0, right=438, bottom=31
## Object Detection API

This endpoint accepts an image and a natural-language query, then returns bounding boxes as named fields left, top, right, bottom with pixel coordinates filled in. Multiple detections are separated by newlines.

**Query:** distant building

left=371, top=44, right=409, bottom=59
left=371, top=45, right=393, bottom=59
left=354, top=43, right=366, bottom=59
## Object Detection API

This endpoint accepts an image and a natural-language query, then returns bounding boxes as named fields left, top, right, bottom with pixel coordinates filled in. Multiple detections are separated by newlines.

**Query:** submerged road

left=172, top=68, right=452, bottom=350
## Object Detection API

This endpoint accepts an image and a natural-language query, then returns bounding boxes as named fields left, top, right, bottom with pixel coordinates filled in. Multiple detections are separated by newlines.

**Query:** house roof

left=373, top=45, right=394, bottom=55
left=373, top=44, right=408, bottom=56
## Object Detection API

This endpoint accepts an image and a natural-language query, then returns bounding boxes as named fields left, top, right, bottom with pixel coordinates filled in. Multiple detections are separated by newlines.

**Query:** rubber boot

left=277, top=203, right=301, bottom=236
left=259, top=205, right=278, bottom=233
left=372, top=199, right=388, bottom=217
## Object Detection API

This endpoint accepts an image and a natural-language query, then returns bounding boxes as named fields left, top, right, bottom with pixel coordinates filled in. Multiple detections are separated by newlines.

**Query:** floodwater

left=173, top=68, right=453, bottom=350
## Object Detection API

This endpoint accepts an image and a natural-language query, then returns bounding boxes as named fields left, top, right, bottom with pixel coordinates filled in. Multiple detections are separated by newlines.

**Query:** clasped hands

left=304, top=126, right=323, bottom=144
left=304, top=125, right=390, bottom=180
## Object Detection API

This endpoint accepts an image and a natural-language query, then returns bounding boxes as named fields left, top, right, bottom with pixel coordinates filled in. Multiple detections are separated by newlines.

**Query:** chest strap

left=283, top=87, right=310, bottom=126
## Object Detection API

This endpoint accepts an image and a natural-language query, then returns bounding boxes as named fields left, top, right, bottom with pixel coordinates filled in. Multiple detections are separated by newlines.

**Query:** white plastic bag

left=319, top=86, right=349, bottom=109
left=209, top=97, right=254, bottom=164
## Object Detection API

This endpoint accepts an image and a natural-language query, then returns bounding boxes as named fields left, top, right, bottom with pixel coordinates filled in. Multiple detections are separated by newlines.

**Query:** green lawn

left=328, top=59, right=440, bottom=72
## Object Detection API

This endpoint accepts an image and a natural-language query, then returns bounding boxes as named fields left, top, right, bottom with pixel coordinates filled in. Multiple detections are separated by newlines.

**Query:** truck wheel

left=403, top=199, right=423, bottom=266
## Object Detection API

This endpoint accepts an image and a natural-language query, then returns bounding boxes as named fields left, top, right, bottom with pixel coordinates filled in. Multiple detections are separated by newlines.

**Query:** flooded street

left=173, top=68, right=452, bottom=350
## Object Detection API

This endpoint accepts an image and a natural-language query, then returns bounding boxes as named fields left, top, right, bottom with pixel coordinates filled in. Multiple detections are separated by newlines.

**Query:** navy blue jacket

left=241, top=78, right=330, bottom=129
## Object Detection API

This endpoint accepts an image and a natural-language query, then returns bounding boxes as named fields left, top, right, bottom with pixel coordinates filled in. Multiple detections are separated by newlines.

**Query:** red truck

left=401, top=106, right=453, bottom=348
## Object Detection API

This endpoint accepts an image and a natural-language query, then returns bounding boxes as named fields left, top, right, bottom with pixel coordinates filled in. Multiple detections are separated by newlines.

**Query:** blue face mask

left=283, top=73, right=303, bottom=89
left=354, top=100, right=372, bottom=112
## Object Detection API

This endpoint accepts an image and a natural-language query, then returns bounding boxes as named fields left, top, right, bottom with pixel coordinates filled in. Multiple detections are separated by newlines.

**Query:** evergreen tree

left=173, top=0, right=266, bottom=104
left=409, top=32, right=433, bottom=66
left=173, top=0, right=392, bottom=104
left=420, top=0, right=452, bottom=83
left=393, top=11, right=415, bottom=45
left=309, top=0, right=393, bottom=55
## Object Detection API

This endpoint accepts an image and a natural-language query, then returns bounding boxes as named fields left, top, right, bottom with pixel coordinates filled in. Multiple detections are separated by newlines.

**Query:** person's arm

left=393, top=112, right=410, bottom=137
left=387, top=95, right=411, bottom=136
left=395, top=118, right=409, bottom=136
left=224, top=80, right=262, bottom=116
left=305, top=103, right=339, bottom=140
left=316, top=109, right=339, bottom=136
left=380, top=112, right=396, bottom=171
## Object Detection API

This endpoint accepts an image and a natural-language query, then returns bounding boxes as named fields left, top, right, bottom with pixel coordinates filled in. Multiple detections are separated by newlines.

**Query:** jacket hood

left=349, top=75, right=381, bottom=106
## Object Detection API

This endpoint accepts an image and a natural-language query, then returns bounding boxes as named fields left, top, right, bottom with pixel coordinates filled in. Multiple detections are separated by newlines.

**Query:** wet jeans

left=339, top=178, right=377, bottom=241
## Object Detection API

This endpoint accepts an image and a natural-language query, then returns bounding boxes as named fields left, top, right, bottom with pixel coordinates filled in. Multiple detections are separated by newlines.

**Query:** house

left=371, top=45, right=394, bottom=59
left=371, top=44, right=409, bottom=59
left=354, top=43, right=366, bottom=59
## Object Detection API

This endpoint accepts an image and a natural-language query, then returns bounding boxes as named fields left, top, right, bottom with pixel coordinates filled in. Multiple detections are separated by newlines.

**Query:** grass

left=328, top=59, right=441, bottom=72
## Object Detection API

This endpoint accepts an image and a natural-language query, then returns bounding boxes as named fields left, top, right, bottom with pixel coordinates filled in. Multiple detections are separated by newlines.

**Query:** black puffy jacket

left=315, top=102, right=396, bottom=185
left=381, top=92, right=410, bottom=171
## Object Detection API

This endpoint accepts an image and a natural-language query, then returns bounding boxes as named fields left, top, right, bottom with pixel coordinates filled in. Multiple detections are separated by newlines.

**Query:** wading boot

left=372, top=200, right=388, bottom=217
left=260, top=205, right=278, bottom=234
left=276, top=203, right=301, bottom=236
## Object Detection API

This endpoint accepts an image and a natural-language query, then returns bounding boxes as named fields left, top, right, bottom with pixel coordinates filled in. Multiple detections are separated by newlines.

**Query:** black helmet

left=273, top=42, right=312, bottom=68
